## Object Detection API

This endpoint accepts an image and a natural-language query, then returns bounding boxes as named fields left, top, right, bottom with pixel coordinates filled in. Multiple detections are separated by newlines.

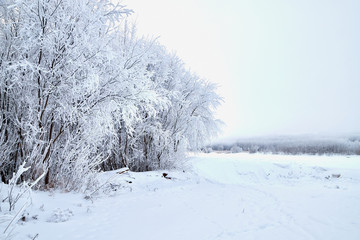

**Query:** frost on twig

left=0, top=161, right=44, bottom=240
left=5, top=162, right=45, bottom=212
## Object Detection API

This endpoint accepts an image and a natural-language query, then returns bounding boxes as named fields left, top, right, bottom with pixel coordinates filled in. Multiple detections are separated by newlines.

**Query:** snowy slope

left=4, top=153, right=360, bottom=240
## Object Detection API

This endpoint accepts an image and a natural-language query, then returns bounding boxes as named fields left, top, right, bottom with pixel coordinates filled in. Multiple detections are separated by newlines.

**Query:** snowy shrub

left=230, top=146, right=242, bottom=153
left=249, top=145, right=260, bottom=154
left=47, top=208, right=73, bottom=223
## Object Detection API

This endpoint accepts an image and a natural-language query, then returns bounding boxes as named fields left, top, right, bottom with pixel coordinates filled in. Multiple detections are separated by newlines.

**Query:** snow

left=4, top=153, right=360, bottom=240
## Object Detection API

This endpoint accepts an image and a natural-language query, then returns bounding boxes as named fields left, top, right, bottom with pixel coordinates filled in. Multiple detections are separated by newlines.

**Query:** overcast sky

left=125, top=0, right=360, bottom=140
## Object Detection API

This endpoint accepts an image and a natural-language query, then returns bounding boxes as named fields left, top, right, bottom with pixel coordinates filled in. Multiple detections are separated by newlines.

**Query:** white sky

left=124, top=0, right=360, bottom=139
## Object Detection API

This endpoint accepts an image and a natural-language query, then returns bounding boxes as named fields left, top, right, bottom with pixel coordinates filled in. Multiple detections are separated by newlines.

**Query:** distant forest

left=208, top=136, right=360, bottom=155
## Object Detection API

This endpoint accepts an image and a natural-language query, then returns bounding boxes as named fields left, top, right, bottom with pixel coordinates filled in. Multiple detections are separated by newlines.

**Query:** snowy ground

left=3, top=153, right=360, bottom=240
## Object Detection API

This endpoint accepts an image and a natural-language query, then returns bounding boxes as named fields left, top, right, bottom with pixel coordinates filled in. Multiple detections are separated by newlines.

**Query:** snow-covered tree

left=0, top=0, right=222, bottom=190
left=0, top=0, right=140, bottom=189
left=103, top=36, right=222, bottom=171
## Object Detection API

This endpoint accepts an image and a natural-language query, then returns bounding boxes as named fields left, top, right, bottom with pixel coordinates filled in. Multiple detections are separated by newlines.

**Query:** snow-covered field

left=4, top=153, right=360, bottom=240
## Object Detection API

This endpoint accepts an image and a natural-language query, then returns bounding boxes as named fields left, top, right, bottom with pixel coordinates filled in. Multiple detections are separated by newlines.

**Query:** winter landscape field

left=1, top=0, right=359, bottom=239
left=1, top=152, right=359, bottom=240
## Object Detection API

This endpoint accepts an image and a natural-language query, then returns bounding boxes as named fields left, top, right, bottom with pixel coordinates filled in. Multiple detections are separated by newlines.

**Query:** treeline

left=209, top=136, right=360, bottom=155
left=0, top=0, right=221, bottom=190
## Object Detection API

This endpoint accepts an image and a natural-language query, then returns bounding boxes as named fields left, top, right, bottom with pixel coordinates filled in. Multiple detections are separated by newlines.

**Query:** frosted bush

left=230, top=146, right=242, bottom=153
left=47, top=209, right=74, bottom=223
